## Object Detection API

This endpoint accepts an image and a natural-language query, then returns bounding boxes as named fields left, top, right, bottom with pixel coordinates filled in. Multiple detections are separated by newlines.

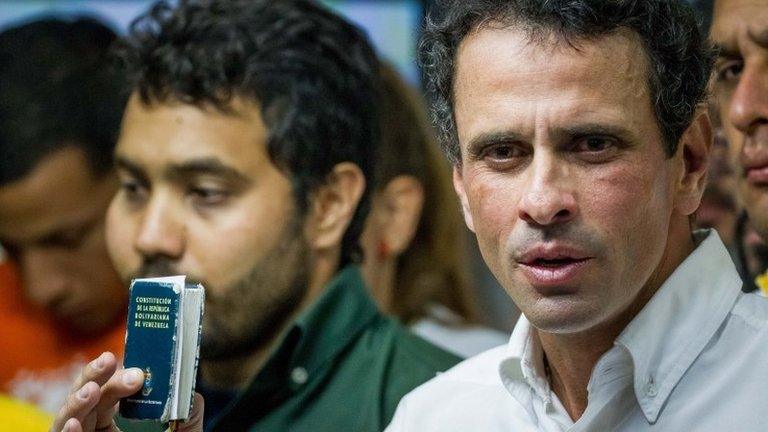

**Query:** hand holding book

left=48, top=351, right=204, bottom=432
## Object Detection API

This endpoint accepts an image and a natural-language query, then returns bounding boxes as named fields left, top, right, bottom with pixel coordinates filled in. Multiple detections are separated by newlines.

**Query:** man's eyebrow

left=748, top=27, right=768, bottom=49
left=466, top=131, right=526, bottom=157
left=556, top=123, right=635, bottom=141
left=167, top=158, right=250, bottom=184
left=712, top=43, right=740, bottom=59
left=115, top=156, right=148, bottom=181
left=36, top=216, right=100, bottom=246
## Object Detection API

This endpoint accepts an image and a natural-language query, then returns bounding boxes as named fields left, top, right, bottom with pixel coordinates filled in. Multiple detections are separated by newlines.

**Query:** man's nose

left=728, top=62, right=768, bottom=136
left=18, top=248, right=69, bottom=310
left=517, top=154, right=578, bottom=227
left=133, top=196, right=185, bottom=260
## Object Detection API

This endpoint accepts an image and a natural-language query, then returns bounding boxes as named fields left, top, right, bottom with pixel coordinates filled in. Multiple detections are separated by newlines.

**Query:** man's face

left=710, top=0, right=768, bottom=239
left=0, top=147, right=125, bottom=335
left=452, top=27, right=688, bottom=334
left=107, top=95, right=310, bottom=359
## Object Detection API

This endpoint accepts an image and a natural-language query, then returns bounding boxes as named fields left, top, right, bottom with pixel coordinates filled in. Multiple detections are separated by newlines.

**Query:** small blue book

left=119, top=276, right=204, bottom=423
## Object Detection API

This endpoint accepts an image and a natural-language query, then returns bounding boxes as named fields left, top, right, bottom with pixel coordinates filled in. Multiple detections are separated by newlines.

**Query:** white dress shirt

left=386, top=231, right=768, bottom=431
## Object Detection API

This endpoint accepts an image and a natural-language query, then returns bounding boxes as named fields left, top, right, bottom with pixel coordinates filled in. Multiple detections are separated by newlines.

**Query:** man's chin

left=524, top=305, right=602, bottom=335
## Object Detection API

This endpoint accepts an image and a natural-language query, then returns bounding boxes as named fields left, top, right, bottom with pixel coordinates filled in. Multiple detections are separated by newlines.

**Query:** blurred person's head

left=420, top=0, right=712, bottom=334
left=709, top=0, right=768, bottom=241
left=107, top=0, right=379, bottom=363
left=696, top=107, right=738, bottom=245
left=0, top=18, right=127, bottom=335
left=734, top=212, right=768, bottom=291
left=360, top=64, right=477, bottom=325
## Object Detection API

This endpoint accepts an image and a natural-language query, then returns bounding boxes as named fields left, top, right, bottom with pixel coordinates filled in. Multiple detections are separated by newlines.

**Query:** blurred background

left=0, top=0, right=520, bottom=332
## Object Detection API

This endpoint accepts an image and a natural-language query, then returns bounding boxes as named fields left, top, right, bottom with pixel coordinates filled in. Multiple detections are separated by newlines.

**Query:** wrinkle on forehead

left=454, top=25, right=653, bottom=145
left=712, top=0, right=768, bottom=43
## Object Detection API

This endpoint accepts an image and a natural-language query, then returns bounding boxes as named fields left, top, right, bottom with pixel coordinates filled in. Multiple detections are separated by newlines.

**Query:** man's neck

left=539, top=312, right=637, bottom=421
left=199, top=252, right=341, bottom=392
left=362, top=259, right=396, bottom=314
left=539, top=226, right=696, bottom=421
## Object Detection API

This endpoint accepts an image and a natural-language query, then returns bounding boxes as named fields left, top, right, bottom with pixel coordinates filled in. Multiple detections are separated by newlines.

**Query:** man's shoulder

left=385, top=346, right=525, bottom=432
left=731, top=290, right=768, bottom=330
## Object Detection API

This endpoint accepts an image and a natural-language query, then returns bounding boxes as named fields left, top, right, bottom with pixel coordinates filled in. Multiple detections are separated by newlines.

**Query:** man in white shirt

left=387, top=0, right=768, bottom=430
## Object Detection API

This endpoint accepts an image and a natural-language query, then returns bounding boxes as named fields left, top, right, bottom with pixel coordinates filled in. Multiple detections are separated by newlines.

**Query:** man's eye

left=190, top=187, right=228, bottom=206
left=575, top=136, right=616, bottom=153
left=485, top=144, right=524, bottom=161
left=120, top=180, right=147, bottom=201
left=714, top=60, right=743, bottom=84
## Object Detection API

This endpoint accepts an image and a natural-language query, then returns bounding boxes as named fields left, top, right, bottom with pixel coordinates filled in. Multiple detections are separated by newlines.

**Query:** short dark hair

left=115, top=0, right=380, bottom=266
left=420, top=0, right=714, bottom=164
left=688, top=0, right=715, bottom=36
left=0, top=17, right=125, bottom=184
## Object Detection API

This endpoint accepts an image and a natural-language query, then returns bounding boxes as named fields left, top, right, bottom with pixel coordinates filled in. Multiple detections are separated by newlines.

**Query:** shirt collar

left=616, top=229, right=742, bottom=422
left=205, top=266, right=381, bottom=428
left=499, top=314, right=550, bottom=404
left=289, top=265, right=380, bottom=377
left=499, top=230, right=743, bottom=422
left=240, top=265, right=379, bottom=395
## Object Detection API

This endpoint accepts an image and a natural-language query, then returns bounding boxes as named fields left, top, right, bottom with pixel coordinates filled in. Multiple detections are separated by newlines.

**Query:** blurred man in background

left=709, top=0, right=768, bottom=293
left=0, top=17, right=127, bottom=413
left=361, top=64, right=507, bottom=357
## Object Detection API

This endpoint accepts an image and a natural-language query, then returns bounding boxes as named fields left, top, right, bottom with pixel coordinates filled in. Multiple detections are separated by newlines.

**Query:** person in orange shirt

left=0, top=18, right=128, bottom=413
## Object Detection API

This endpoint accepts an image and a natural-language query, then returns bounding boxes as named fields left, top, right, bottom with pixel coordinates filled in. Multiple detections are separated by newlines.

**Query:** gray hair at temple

left=419, top=0, right=714, bottom=165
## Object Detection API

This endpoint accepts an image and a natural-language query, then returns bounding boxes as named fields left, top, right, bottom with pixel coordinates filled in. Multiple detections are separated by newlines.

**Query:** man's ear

left=306, top=162, right=366, bottom=251
left=675, top=107, right=713, bottom=216
left=453, top=165, right=475, bottom=232
left=372, top=175, right=424, bottom=256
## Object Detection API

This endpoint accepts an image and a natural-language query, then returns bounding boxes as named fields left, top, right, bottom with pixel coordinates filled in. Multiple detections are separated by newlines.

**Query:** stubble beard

left=129, top=214, right=310, bottom=361
left=200, top=215, right=310, bottom=360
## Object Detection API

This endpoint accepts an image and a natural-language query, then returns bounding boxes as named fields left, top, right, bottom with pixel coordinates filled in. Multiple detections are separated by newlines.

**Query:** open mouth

left=529, top=257, right=590, bottom=267
left=516, top=245, right=594, bottom=289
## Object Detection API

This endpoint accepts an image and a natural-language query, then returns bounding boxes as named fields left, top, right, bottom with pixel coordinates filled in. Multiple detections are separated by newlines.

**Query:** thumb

left=177, top=393, right=204, bottom=432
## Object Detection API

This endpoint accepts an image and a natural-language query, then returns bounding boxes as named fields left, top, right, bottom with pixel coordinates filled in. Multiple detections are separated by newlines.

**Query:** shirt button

left=646, top=378, right=658, bottom=397
left=291, top=367, right=308, bottom=385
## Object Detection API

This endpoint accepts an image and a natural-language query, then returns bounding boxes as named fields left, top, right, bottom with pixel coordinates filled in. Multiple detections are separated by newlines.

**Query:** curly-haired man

left=51, top=1, right=459, bottom=431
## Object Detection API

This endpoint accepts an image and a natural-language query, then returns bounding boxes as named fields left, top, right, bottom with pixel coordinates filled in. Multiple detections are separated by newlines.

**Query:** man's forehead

left=712, top=0, right=768, bottom=42
left=117, top=95, right=270, bottom=177
left=453, top=26, right=652, bottom=143
left=455, top=25, right=649, bottom=97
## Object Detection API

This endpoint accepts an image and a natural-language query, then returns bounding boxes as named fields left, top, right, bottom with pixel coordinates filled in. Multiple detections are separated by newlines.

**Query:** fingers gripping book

left=120, top=276, right=204, bottom=423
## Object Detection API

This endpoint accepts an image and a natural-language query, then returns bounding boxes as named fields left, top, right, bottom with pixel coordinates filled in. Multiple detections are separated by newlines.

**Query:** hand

left=50, top=352, right=204, bottom=432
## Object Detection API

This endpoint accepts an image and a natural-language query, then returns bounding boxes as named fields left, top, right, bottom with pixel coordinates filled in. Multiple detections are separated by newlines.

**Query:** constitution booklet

left=119, top=276, right=205, bottom=423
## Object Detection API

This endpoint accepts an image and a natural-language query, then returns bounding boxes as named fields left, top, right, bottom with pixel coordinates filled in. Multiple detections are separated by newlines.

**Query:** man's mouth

left=745, top=164, right=768, bottom=186
left=526, top=257, right=591, bottom=267
left=516, top=245, right=594, bottom=290
left=741, top=142, right=768, bottom=186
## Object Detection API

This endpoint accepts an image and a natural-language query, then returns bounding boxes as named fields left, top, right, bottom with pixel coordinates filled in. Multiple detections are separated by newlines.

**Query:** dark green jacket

left=118, top=266, right=460, bottom=432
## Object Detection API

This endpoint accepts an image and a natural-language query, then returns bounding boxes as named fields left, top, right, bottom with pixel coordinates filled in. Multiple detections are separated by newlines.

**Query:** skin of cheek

left=183, top=204, right=288, bottom=294
left=105, top=199, right=141, bottom=285
left=463, top=152, right=674, bottom=329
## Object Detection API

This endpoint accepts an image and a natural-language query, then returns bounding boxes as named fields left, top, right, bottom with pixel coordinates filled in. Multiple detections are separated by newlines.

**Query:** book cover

left=119, top=278, right=181, bottom=420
